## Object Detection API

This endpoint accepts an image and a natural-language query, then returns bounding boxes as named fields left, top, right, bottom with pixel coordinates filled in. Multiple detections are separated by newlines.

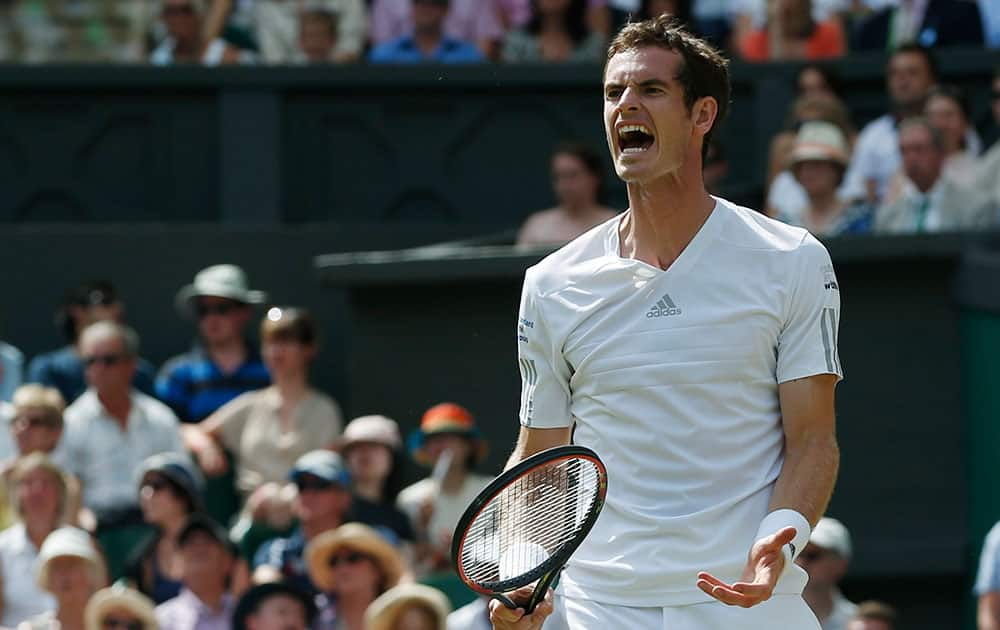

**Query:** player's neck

left=620, top=172, right=714, bottom=271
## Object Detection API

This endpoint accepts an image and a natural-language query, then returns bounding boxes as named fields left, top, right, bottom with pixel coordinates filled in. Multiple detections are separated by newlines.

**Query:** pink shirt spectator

left=371, top=0, right=505, bottom=45
left=495, top=0, right=608, bottom=29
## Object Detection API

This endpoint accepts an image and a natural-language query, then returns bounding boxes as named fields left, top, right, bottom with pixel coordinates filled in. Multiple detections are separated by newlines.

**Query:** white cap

left=36, top=527, right=104, bottom=590
left=809, top=516, right=852, bottom=558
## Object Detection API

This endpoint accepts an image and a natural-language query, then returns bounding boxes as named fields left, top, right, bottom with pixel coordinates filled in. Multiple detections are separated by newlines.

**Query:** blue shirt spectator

left=369, top=34, right=483, bottom=63
left=253, top=527, right=313, bottom=595
left=29, top=346, right=156, bottom=405
left=156, top=344, right=270, bottom=424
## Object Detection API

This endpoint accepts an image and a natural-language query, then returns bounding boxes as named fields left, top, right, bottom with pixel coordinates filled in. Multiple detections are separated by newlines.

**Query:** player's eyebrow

left=603, top=78, right=672, bottom=91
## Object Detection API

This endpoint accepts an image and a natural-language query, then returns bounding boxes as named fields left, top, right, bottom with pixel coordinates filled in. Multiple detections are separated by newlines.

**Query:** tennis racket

left=451, top=445, right=608, bottom=613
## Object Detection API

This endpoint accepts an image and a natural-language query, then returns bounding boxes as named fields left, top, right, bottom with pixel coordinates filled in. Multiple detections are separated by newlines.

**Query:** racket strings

left=458, top=457, right=602, bottom=587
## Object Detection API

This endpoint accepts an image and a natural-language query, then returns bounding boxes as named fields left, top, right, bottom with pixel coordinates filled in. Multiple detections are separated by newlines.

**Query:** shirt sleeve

left=840, top=126, right=877, bottom=202
left=155, top=359, right=191, bottom=422
left=517, top=270, right=573, bottom=428
left=976, top=522, right=1000, bottom=595
left=211, top=393, right=255, bottom=452
left=333, top=0, right=369, bottom=56
left=776, top=235, right=844, bottom=384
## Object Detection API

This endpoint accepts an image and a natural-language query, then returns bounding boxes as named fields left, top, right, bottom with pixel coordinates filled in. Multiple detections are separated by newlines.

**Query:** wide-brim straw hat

left=787, top=121, right=849, bottom=168
left=363, top=583, right=452, bottom=630
left=85, top=586, right=158, bottom=630
left=305, top=523, right=405, bottom=593
left=175, top=264, right=267, bottom=317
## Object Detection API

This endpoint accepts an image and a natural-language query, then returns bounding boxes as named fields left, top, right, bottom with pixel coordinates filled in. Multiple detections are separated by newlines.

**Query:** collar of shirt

left=76, top=389, right=142, bottom=428
left=396, top=35, right=466, bottom=58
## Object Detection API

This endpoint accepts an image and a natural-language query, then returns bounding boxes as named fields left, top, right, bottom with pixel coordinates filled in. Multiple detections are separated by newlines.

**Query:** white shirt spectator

left=447, top=597, right=491, bottom=630
left=396, top=474, right=491, bottom=551
left=842, top=114, right=981, bottom=203
left=62, top=389, right=185, bottom=512
left=976, top=521, right=1000, bottom=597
left=0, top=523, right=56, bottom=627
left=821, top=588, right=858, bottom=630
left=150, top=37, right=255, bottom=65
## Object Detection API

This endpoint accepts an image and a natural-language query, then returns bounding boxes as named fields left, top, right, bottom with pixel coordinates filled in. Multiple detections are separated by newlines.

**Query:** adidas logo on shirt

left=646, top=293, right=682, bottom=318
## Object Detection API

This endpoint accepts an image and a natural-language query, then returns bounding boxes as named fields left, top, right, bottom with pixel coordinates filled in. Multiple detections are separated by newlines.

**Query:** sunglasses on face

left=12, top=415, right=59, bottom=430
left=296, top=477, right=335, bottom=492
left=102, top=618, right=143, bottom=630
left=327, top=551, right=370, bottom=568
left=82, top=353, right=125, bottom=368
left=196, top=301, right=238, bottom=318
left=142, top=477, right=170, bottom=493
left=798, top=549, right=828, bottom=563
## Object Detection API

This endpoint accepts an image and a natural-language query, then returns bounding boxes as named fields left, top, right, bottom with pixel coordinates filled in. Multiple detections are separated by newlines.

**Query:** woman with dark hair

left=640, top=0, right=691, bottom=24
left=502, top=0, right=605, bottom=62
left=738, top=0, right=844, bottom=62
left=123, top=452, right=204, bottom=603
left=517, top=142, right=618, bottom=246
left=796, top=63, right=843, bottom=102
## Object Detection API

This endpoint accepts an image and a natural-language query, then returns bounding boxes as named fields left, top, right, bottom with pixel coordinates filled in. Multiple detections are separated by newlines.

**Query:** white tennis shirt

left=516, top=197, right=843, bottom=607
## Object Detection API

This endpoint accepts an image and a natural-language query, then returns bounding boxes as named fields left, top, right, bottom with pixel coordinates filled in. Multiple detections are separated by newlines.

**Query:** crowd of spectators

left=0, top=267, right=510, bottom=630
left=0, top=0, right=994, bottom=65
left=515, top=44, right=1000, bottom=248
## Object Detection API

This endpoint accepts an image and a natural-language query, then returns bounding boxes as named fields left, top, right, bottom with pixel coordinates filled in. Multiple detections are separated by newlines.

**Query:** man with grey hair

left=875, top=117, right=994, bottom=233
left=61, top=321, right=185, bottom=577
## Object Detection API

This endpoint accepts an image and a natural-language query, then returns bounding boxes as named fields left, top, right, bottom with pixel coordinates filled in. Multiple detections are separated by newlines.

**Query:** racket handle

left=493, top=593, right=518, bottom=610
left=524, top=569, right=560, bottom=614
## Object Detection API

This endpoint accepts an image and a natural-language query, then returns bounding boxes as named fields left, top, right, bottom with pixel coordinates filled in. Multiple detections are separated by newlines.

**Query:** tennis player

left=492, top=15, right=842, bottom=630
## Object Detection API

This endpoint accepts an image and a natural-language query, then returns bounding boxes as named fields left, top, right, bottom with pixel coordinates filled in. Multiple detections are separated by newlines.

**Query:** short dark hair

left=926, top=83, right=971, bottom=121
left=606, top=15, right=730, bottom=162
left=890, top=43, right=938, bottom=82
left=853, top=600, right=898, bottom=626
left=301, top=8, right=338, bottom=37
left=552, top=141, right=606, bottom=201
left=798, top=63, right=844, bottom=99
left=527, top=0, right=588, bottom=44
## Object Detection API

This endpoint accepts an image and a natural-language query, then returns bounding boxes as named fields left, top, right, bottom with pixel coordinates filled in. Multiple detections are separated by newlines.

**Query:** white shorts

left=545, top=593, right=821, bottom=630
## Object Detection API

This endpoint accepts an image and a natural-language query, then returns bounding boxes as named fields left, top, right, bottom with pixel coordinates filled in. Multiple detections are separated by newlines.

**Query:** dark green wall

left=0, top=48, right=995, bottom=225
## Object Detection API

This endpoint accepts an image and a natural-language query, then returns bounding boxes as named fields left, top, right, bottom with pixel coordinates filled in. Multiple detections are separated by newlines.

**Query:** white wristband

left=754, top=509, right=811, bottom=561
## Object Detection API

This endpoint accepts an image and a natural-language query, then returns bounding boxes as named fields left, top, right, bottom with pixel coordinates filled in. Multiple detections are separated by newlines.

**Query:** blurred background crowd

left=0, top=0, right=995, bottom=66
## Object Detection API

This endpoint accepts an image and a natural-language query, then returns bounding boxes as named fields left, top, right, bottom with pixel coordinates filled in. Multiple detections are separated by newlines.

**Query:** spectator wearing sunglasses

left=157, top=265, right=271, bottom=425
left=84, top=586, right=157, bottom=630
left=252, top=451, right=355, bottom=594
left=0, top=454, right=72, bottom=627
left=61, top=322, right=185, bottom=579
left=27, top=281, right=157, bottom=406
left=304, top=523, right=405, bottom=630
left=183, top=308, right=342, bottom=518
left=795, top=517, right=856, bottom=630
left=123, top=453, right=205, bottom=604
left=155, top=514, right=242, bottom=630
left=22, top=527, right=106, bottom=630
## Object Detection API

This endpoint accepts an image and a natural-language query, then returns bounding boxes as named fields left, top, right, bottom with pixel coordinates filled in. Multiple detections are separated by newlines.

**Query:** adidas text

left=647, top=306, right=682, bottom=317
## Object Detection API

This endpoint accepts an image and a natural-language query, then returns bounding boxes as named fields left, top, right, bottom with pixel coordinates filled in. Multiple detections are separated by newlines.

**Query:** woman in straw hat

left=305, top=523, right=406, bottom=630
left=19, top=526, right=106, bottom=630
left=779, top=121, right=873, bottom=236
left=83, top=585, right=157, bottom=630
left=363, top=583, right=451, bottom=630
left=396, top=403, right=490, bottom=575
left=0, top=454, right=74, bottom=627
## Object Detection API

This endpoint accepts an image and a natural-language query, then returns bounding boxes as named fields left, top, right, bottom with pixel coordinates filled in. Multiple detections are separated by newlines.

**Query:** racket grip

left=493, top=593, right=519, bottom=610
left=524, top=569, right=560, bottom=614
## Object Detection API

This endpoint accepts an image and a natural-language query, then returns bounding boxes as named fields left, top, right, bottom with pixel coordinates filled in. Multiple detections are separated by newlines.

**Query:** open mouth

left=618, top=124, right=655, bottom=154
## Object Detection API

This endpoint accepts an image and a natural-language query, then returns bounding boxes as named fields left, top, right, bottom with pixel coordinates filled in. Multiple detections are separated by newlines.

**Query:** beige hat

left=333, top=415, right=403, bottom=452
left=85, top=586, right=159, bottom=630
left=810, top=516, right=852, bottom=558
left=36, top=527, right=105, bottom=591
left=363, top=583, right=451, bottom=630
left=787, top=121, right=849, bottom=168
left=175, top=264, right=267, bottom=316
left=305, top=523, right=405, bottom=593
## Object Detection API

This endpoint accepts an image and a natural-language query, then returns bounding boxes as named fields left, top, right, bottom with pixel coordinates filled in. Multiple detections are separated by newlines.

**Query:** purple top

left=155, top=588, right=236, bottom=630
left=370, top=0, right=505, bottom=44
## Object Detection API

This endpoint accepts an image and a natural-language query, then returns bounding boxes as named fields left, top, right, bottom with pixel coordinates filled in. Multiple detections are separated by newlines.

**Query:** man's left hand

left=695, top=526, right=796, bottom=608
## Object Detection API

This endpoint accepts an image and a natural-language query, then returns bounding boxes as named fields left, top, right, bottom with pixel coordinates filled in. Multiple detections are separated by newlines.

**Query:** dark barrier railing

left=0, top=47, right=996, bottom=225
